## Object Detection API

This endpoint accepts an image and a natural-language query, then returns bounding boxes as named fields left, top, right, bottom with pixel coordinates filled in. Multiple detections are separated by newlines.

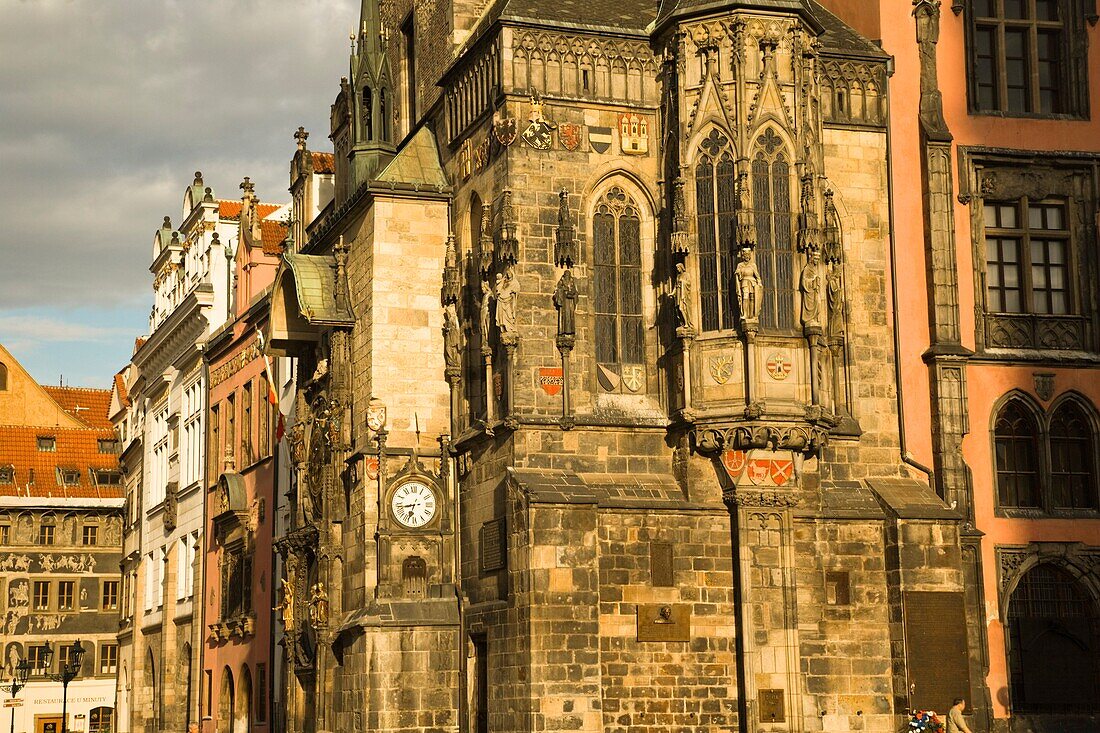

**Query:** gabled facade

left=117, top=173, right=282, bottom=733
left=200, top=181, right=288, bottom=733
left=0, top=342, right=123, bottom=733
left=267, top=2, right=976, bottom=733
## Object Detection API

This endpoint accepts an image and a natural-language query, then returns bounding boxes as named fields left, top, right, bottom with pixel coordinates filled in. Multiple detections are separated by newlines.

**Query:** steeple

left=336, top=0, right=395, bottom=193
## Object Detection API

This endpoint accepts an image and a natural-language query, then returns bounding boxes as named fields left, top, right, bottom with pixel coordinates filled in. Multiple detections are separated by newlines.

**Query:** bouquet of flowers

left=907, top=710, right=945, bottom=732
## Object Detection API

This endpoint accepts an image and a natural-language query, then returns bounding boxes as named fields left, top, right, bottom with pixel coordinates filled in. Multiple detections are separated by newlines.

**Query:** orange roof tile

left=312, top=152, right=336, bottom=174
left=0, top=426, right=122, bottom=499
left=218, top=200, right=281, bottom=221
left=42, top=387, right=113, bottom=429
left=133, top=337, right=147, bottom=354
left=113, top=372, right=130, bottom=408
left=260, top=220, right=288, bottom=255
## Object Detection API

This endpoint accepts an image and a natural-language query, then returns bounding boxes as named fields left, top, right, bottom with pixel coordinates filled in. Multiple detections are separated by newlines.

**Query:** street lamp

left=46, top=641, right=85, bottom=733
left=2, top=660, right=32, bottom=733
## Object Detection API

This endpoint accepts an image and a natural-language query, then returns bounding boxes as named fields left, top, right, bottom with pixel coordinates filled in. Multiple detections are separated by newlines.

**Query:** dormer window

left=59, top=468, right=80, bottom=486
left=37, top=436, right=56, bottom=452
left=0, top=466, right=12, bottom=484
left=98, top=438, right=120, bottom=454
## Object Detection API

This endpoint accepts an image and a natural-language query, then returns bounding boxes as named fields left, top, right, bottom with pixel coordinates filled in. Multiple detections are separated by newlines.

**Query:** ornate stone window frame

left=989, top=390, right=1100, bottom=517
left=959, top=146, right=1100, bottom=360
left=961, top=0, right=1091, bottom=119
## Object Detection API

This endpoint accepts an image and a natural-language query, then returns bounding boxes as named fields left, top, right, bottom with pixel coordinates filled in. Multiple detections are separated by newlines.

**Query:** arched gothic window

left=1049, top=401, right=1097, bottom=509
left=593, top=186, right=644, bottom=385
left=1007, top=564, right=1099, bottom=713
left=379, top=89, right=389, bottom=141
left=694, top=129, right=738, bottom=331
left=363, top=87, right=373, bottom=141
left=0, top=361, right=7, bottom=391
left=994, top=400, right=1040, bottom=508
left=463, top=195, right=486, bottom=424
left=752, top=129, right=795, bottom=330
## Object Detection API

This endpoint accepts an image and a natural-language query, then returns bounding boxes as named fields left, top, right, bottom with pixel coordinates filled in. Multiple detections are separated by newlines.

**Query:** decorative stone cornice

left=693, top=418, right=831, bottom=457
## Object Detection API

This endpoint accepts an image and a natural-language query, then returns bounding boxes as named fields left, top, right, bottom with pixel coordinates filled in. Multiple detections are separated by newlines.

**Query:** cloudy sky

left=0, top=0, right=356, bottom=387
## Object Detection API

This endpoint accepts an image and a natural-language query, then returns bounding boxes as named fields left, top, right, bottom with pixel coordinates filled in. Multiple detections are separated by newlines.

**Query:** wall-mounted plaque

left=636, top=604, right=690, bottom=642
left=479, top=518, right=506, bottom=573
left=904, top=591, right=970, bottom=714
left=758, top=689, right=785, bottom=723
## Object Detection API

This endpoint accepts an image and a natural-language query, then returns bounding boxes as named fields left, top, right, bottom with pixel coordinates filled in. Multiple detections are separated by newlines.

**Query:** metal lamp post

left=2, top=659, right=32, bottom=733
left=48, top=641, right=85, bottom=733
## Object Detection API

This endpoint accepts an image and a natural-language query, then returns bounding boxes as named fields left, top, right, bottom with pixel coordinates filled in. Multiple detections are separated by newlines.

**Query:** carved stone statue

left=674, top=263, right=693, bottom=329
left=276, top=578, right=295, bottom=631
left=309, top=582, right=329, bottom=627
left=479, top=280, right=492, bottom=337
left=287, top=423, right=306, bottom=467
left=734, top=247, right=763, bottom=322
left=494, top=267, right=518, bottom=335
left=443, top=303, right=462, bottom=369
left=800, top=249, right=822, bottom=329
left=553, top=269, right=577, bottom=336
left=826, top=266, right=845, bottom=340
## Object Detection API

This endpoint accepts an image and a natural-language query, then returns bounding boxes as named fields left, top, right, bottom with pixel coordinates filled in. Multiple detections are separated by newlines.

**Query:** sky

left=0, top=0, right=356, bottom=387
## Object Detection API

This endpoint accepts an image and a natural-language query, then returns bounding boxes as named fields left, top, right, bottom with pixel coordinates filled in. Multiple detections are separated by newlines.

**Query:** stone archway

left=217, top=667, right=235, bottom=733
left=1007, top=563, right=1100, bottom=713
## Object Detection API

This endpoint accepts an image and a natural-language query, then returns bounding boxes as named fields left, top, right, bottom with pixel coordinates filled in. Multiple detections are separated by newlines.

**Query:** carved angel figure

left=674, top=263, right=693, bottom=329
left=734, top=247, right=764, bottom=322
left=309, top=582, right=329, bottom=627
left=479, top=280, right=492, bottom=337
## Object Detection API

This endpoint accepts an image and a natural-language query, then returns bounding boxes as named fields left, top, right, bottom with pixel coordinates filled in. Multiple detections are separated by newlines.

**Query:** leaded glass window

left=594, top=187, right=644, bottom=377
left=995, top=400, right=1040, bottom=508
left=694, top=129, right=738, bottom=331
left=1049, top=402, right=1097, bottom=509
left=752, top=130, right=795, bottom=330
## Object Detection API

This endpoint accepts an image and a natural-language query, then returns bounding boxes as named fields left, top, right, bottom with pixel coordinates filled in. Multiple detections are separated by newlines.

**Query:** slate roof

left=866, top=477, right=961, bottom=520
left=508, top=467, right=691, bottom=508
left=0, top=426, right=122, bottom=499
left=42, top=386, right=112, bottom=429
left=807, top=0, right=887, bottom=58
left=374, top=126, right=449, bottom=190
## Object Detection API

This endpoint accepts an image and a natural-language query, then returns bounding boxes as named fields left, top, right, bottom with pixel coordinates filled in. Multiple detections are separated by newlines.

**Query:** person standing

left=947, top=698, right=972, bottom=733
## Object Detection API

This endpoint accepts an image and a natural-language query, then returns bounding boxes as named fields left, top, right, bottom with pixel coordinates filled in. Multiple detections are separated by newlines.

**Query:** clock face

left=390, top=481, right=437, bottom=529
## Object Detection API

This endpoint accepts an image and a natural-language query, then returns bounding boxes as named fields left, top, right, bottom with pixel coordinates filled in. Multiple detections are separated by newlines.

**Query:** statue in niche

left=826, top=265, right=845, bottom=340
left=799, top=249, right=822, bottom=329
left=734, top=247, right=763, bottom=323
left=674, top=263, right=693, bottom=329
left=443, top=303, right=462, bottom=369
left=479, top=280, right=492, bottom=338
left=275, top=578, right=295, bottom=632
left=494, top=267, right=518, bottom=335
left=309, top=582, right=329, bottom=627
left=553, top=269, right=577, bottom=336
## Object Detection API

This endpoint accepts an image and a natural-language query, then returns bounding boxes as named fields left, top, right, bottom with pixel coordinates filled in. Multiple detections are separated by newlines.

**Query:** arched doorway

left=234, top=666, right=252, bottom=733
left=1008, top=563, right=1100, bottom=713
left=217, top=667, right=235, bottom=733
left=145, top=651, right=157, bottom=733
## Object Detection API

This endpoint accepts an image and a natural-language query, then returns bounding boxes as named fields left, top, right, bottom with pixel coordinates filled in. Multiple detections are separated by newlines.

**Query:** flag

left=255, top=329, right=279, bottom=406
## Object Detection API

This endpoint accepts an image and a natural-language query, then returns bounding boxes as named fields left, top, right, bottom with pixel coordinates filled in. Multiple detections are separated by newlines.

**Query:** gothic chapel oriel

left=267, top=0, right=975, bottom=731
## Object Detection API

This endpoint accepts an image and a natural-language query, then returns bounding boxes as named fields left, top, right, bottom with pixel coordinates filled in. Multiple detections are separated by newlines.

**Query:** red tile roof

left=218, top=200, right=282, bottom=221
left=312, top=152, right=336, bottom=174
left=42, top=387, right=113, bottom=429
left=113, top=372, right=130, bottom=408
left=134, top=337, right=147, bottom=354
left=0, top=426, right=122, bottom=499
left=261, top=220, right=288, bottom=255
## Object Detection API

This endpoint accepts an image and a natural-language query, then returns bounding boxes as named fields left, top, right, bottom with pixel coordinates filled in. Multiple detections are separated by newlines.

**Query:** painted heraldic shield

left=589, top=126, right=612, bottom=153
left=558, top=123, right=582, bottom=151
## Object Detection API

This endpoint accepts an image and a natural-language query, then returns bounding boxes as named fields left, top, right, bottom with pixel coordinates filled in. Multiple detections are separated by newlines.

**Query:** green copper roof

left=282, top=253, right=354, bottom=325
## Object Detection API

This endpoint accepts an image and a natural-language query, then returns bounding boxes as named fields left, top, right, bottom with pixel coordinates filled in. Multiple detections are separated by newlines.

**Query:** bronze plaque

left=636, top=604, right=690, bottom=642
left=758, top=689, right=785, bottom=723
left=650, top=542, right=674, bottom=587
left=479, top=518, right=506, bottom=573
left=904, top=591, right=970, bottom=714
